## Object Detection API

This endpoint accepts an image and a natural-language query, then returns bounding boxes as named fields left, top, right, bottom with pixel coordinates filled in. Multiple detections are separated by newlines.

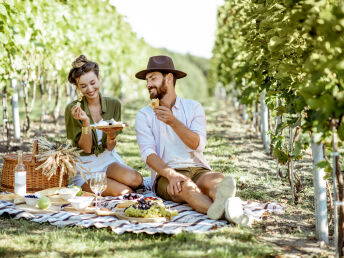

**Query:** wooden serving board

left=90, top=125, right=125, bottom=130
left=113, top=208, right=169, bottom=223
left=16, top=204, right=62, bottom=214
left=63, top=205, right=97, bottom=214
left=48, top=195, right=70, bottom=206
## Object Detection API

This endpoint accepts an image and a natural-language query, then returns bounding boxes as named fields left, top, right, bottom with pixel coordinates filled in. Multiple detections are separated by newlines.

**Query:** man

left=135, top=55, right=249, bottom=226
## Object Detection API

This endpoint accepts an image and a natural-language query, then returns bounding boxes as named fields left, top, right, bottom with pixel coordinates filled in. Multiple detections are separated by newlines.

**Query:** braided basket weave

left=0, top=141, right=68, bottom=193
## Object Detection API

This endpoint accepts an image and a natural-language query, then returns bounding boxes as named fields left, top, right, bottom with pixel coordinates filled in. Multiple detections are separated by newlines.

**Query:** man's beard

left=150, top=79, right=168, bottom=100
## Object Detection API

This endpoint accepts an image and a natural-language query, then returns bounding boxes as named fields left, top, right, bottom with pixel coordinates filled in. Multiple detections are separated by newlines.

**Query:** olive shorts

left=155, top=167, right=211, bottom=201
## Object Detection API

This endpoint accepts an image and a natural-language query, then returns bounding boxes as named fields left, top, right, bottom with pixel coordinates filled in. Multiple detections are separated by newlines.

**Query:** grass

left=0, top=217, right=274, bottom=258
left=1, top=97, right=330, bottom=257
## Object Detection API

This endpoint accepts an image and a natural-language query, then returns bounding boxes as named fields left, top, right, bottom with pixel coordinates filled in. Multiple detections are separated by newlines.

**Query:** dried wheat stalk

left=34, top=137, right=90, bottom=186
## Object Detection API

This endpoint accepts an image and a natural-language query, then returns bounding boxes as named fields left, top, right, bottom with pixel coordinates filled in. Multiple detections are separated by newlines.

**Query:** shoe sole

left=207, top=176, right=236, bottom=220
left=225, top=197, right=251, bottom=227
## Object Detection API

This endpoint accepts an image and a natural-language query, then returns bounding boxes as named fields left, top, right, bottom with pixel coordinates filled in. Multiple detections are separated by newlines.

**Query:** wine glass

left=98, top=172, right=107, bottom=208
left=90, top=171, right=107, bottom=210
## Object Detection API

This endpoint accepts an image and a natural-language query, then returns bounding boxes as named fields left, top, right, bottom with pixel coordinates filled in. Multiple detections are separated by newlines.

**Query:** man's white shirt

left=135, top=96, right=211, bottom=188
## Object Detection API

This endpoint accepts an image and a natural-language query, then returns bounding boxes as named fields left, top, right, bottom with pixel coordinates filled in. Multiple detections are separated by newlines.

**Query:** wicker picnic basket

left=0, top=141, right=69, bottom=193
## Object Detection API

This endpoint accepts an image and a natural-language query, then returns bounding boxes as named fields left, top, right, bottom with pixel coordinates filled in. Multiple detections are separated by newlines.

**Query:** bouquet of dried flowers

left=34, top=137, right=90, bottom=186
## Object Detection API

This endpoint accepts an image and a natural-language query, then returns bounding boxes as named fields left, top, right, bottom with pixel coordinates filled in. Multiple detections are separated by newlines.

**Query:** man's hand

left=167, top=169, right=191, bottom=196
left=154, top=106, right=176, bottom=126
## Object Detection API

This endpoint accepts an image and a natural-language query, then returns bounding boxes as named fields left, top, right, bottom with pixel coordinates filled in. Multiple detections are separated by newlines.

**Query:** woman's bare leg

left=81, top=177, right=133, bottom=197
left=106, top=162, right=143, bottom=189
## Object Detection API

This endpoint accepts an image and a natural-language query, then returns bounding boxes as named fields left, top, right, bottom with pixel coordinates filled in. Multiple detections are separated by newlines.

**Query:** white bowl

left=68, top=196, right=94, bottom=211
left=58, top=188, right=79, bottom=201
left=24, top=194, right=40, bottom=207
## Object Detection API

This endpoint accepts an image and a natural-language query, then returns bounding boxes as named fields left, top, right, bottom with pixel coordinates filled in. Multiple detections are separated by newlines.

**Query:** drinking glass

left=90, top=171, right=107, bottom=210
left=98, top=172, right=107, bottom=208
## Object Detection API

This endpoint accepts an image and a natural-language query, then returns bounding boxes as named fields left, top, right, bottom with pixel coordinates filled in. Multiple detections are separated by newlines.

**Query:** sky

left=110, top=0, right=225, bottom=59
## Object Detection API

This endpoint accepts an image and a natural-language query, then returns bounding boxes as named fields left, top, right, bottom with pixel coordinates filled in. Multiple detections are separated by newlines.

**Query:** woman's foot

left=207, top=176, right=236, bottom=220
left=225, top=197, right=251, bottom=227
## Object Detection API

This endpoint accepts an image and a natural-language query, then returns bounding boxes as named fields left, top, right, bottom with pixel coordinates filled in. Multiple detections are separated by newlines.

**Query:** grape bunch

left=122, top=193, right=142, bottom=200
left=130, top=199, right=153, bottom=210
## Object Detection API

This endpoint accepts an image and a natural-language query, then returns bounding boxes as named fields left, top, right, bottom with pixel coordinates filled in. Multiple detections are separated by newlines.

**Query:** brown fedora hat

left=135, top=55, right=187, bottom=80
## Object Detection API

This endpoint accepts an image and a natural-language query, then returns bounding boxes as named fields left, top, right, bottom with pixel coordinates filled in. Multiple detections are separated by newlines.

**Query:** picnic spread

left=0, top=178, right=283, bottom=234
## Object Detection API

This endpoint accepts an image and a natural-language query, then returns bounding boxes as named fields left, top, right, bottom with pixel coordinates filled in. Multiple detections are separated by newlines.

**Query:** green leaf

left=0, top=4, right=7, bottom=16
left=338, top=122, right=344, bottom=141
left=316, top=160, right=332, bottom=173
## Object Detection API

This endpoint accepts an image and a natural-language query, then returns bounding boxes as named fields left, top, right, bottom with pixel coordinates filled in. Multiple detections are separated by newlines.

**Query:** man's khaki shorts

left=155, top=167, right=211, bottom=201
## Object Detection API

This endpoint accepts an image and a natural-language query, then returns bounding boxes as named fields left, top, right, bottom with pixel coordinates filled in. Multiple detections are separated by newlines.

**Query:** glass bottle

left=14, top=150, right=26, bottom=196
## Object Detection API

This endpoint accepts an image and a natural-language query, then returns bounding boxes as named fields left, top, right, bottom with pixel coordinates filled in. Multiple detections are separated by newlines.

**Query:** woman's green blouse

left=65, top=95, right=121, bottom=156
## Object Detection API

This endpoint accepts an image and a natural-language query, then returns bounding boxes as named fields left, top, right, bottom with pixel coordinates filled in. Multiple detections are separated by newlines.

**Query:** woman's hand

left=105, top=132, right=117, bottom=151
left=71, top=105, right=90, bottom=126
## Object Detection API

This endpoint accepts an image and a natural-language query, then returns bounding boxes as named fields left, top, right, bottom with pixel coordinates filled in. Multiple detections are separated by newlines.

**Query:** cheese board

left=112, top=208, right=169, bottom=222
left=63, top=205, right=97, bottom=214
left=16, top=204, right=62, bottom=214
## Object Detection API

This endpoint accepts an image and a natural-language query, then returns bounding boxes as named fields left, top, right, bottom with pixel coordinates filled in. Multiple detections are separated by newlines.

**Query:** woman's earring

left=77, top=89, right=83, bottom=102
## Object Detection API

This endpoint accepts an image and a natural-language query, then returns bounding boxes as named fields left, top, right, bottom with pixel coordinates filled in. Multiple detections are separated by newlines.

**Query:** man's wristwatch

left=82, top=126, right=89, bottom=135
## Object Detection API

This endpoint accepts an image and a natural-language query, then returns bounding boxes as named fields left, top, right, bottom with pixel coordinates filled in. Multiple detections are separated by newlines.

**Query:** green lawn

left=1, top=98, right=328, bottom=257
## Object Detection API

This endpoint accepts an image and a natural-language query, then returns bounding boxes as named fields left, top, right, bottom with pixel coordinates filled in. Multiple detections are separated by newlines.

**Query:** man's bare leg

left=196, top=172, right=237, bottom=220
left=167, top=180, right=212, bottom=214
left=195, top=172, right=224, bottom=200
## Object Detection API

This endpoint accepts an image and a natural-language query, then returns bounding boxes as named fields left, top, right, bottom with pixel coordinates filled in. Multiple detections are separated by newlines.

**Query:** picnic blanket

left=0, top=178, right=283, bottom=234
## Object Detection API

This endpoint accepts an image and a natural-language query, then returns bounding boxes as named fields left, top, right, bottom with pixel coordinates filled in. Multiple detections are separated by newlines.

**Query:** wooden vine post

left=331, top=119, right=344, bottom=257
left=260, top=90, right=270, bottom=152
left=311, top=136, right=329, bottom=244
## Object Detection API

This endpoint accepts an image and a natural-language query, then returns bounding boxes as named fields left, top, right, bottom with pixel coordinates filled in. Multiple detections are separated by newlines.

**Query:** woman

left=65, top=55, right=142, bottom=196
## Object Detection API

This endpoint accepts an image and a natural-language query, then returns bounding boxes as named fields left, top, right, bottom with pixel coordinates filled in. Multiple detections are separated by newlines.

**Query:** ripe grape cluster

left=123, top=193, right=141, bottom=200
left=131, top=199, right=153, bottom=210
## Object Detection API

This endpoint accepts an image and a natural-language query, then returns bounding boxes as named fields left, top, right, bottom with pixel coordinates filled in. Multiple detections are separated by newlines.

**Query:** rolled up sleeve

left=65, top=103, right=82, bottom=147
left=135, top=110, right=157, bottom=163
left=189, top=102, right=207, bottom=152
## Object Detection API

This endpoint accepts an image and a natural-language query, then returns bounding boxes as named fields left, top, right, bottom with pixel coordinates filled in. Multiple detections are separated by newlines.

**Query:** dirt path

left=213, top=100, right=334, bottom=257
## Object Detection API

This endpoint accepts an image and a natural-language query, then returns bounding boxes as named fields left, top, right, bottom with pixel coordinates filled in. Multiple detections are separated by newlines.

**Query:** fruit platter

left=113, top=196, right=178, bottom=222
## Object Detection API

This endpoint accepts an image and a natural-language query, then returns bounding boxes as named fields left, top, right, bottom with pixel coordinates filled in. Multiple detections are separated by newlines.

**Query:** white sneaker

left=207, top=176, right=236, bottom=220
left=225, top=197, right=251, bottom=227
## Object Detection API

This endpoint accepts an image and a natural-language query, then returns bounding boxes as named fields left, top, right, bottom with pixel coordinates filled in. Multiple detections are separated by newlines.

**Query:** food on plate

left=14, top=198, right=25, bottom=205
left=90, top=119, right=126, bottom=129
left=116, top=200, right=136, bottom=208
left=35, top=187, right=65, bottom=197
left=38, top=196, right=51, bottom=210
left=150, top=98, right=159, bottom=110
left=0, top=193, right=22, bottom=201
left=124, top=198, right=178, bottom=219
left=122, top=193, right=143, bottom=200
